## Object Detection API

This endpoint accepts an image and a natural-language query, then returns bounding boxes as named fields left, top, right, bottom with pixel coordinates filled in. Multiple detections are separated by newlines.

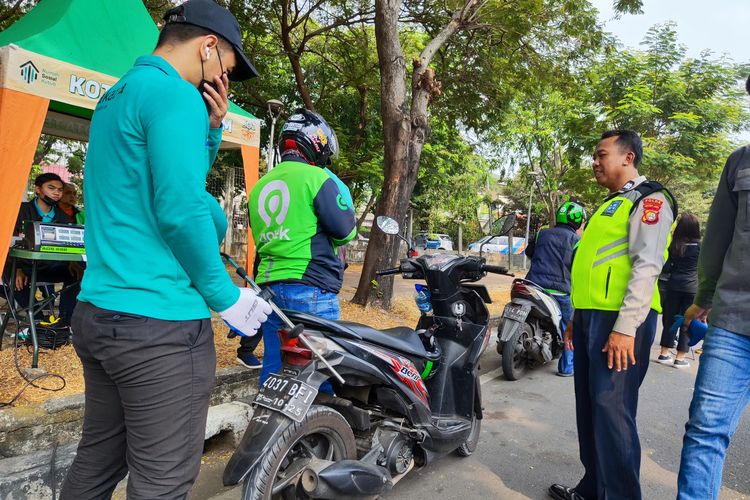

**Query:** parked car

left=413, top=233, right=454, bottom=251
left=468, top=235, right=526, bottom=254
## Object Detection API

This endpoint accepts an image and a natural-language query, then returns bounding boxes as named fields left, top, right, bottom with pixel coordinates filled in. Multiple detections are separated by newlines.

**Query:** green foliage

left=501, top=22, right=748, bottom=224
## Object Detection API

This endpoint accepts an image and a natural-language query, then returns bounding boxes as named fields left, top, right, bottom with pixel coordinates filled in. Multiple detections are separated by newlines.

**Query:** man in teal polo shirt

left=60, top=2, right=270, bottom=499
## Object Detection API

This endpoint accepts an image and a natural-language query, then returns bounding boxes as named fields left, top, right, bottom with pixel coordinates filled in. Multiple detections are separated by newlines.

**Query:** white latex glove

left=219, top=288, right=272, bottom=337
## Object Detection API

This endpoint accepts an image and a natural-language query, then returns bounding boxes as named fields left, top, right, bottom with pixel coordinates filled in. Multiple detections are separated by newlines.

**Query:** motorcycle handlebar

left=482, top=264, right=513, bottom=276
left=376, top=267, right=401, bottom=277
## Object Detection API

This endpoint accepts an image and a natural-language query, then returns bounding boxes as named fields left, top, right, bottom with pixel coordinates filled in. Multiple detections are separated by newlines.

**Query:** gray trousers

left=60, top=301, right=215, bottom=500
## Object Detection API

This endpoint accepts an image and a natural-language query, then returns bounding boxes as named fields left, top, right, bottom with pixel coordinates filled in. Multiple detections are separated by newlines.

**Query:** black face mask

left=198, top=49, right=225, bottom=110
left=40, top=195, right=58, bottom=207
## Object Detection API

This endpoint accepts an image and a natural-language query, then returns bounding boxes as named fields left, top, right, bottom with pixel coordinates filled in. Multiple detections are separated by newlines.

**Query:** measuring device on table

left=21, top=221, right=85, bottom=254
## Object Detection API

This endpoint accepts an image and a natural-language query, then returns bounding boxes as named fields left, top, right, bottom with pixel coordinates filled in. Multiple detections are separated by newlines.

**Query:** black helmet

left=278, top=109, right=339, bottom=166
left=556, top=201, right=586, bottom=230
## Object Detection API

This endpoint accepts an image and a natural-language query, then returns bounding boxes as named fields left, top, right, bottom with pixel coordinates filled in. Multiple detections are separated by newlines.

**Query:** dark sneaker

left=549, top=484, right=588, bottom=500
left=673, top=359, right=690, bottom=369
left=656, top=354, right=673, bottom=365
left=236, top=354, right=262, bottom=369
left=556, top=371, right=574, bottom=377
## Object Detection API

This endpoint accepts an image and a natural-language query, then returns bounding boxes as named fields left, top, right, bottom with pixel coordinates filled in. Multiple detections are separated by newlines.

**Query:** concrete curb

left=0, top=367, right=259, bottom=499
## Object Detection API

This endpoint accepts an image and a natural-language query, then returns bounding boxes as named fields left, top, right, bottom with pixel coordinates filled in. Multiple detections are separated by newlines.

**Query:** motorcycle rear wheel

left=241, top=405, right=357, bottom=500
left=502, top=323, right=531, bottom=381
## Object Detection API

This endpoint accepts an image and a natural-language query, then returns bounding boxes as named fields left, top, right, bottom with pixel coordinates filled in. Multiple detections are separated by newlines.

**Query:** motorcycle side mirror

left=492, top=213, right=517, bottom=236
left=376, top=216, right=400, bottom=235
left=480, top=213, right=517, bottom=258
left=377, top=215, right=413, bottom=259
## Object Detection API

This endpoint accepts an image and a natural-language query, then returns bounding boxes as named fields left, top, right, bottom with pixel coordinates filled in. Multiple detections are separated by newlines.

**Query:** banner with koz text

left=0, top=44, right=260, bottom=148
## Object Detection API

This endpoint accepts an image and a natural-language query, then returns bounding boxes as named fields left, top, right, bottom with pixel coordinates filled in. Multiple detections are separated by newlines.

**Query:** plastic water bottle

left=414, top=284, right=432, bottom=315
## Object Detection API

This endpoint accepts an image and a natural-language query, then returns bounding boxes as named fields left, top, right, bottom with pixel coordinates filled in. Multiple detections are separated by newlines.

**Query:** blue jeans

left=554, top=294, right=574, bottom=375
left=677, top=326, right=750, bottom=500
left=259, top=283, right=340, bottom=386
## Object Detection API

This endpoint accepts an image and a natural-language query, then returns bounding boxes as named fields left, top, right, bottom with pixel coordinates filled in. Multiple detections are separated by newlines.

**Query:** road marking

left=480, top=367, right=504, bottom=385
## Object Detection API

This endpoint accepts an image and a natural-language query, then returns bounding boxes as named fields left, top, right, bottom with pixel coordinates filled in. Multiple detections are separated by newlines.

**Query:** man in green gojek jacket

left=549, top=130, right=677, bottom=500
left=248, top=109, right=357, bottom=385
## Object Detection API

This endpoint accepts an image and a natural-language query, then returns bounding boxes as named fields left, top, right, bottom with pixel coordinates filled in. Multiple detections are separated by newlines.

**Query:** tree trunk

left=278, top=0, right=315, bottom=111
left=34, top=135, right=58, bottom=165
left=356, top=192, right=378, bottom=232
left=351, top=0, right=411, bottom=309
left=287, top=52, right=315, bottom=111
left=352, top=0, right=478, bottom=308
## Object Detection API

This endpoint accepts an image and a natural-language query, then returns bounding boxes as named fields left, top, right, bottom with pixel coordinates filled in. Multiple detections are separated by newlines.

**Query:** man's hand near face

left=203, top=73, right=229, bottom=129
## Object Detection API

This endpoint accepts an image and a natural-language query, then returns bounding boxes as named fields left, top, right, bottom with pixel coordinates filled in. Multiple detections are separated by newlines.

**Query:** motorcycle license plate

left=503, top=304, right=528, bottom=322
left=254, top=374, right=318, bottom=422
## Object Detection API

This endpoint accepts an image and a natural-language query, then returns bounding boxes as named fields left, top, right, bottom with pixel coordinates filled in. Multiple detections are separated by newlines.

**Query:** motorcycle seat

left=283, top=310, right=429, bottom=359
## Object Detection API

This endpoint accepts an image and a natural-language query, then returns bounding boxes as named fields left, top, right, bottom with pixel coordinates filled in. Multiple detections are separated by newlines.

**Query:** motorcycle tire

left=456, top=415, right=481, bottom=457
left=241, top=405, right=357, bottom=500
left=502, top=324, right=531, bottom=381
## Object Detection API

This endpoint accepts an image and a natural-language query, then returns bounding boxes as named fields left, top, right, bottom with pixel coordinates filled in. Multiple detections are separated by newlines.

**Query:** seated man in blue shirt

left=525, top=201, right=585, bottom=376
left=7, top=173, right=81, bottom=326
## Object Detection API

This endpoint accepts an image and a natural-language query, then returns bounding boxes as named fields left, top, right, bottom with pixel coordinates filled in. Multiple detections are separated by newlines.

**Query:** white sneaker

left=656, top=354, right=674, bottom=365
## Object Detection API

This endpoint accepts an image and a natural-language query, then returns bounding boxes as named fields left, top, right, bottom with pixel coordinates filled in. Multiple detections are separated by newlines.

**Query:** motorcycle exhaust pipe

left=301, top=460, right=393, bottom=498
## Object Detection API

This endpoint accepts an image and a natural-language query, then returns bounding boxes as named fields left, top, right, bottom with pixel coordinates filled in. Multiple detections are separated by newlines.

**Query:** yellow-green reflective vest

left=571, top=186, right=674, bottom=313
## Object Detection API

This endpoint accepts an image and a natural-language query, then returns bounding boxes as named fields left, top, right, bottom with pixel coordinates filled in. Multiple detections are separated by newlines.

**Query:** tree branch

left=0, top=0, right=25, bottom=25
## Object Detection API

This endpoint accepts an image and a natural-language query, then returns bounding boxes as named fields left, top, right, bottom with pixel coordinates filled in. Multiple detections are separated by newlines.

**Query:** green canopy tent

left=0, top=0, right=262, bottom=269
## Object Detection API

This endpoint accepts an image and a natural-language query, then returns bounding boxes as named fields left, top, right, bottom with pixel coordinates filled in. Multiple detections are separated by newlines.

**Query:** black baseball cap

left=162, top=0, right=258, bottom=81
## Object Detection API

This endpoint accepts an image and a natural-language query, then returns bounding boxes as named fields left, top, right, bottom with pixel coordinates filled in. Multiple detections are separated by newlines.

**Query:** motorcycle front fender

left=222, top=407, right=294, bottom=486
left=498, top=318, right=525, bottom=344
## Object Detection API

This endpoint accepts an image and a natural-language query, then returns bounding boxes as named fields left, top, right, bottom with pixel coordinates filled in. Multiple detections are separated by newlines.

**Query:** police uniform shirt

left=611, top=176, right=675, bottom=336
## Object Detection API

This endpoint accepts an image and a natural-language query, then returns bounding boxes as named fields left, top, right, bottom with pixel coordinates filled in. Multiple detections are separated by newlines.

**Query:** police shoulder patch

left=641, top=197, right=663, bottom=225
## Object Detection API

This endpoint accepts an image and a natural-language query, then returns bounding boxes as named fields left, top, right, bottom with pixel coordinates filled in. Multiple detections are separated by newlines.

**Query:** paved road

left=383, top=348, right=750, bottom=500
left=208, top=271, right=750, bottom=499
left=208, top=343, right=750, bottom=500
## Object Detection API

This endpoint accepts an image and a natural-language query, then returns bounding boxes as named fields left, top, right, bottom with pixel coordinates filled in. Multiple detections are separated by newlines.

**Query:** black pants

left=573, top=309, right=657, bottom=500
left=60, top=302, right=215, bottom=500
left=659, top=290, right=695, bottom=352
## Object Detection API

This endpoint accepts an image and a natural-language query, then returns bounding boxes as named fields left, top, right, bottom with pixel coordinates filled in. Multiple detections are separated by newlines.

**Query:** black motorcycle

left=222, top=216, right=514, bottom=499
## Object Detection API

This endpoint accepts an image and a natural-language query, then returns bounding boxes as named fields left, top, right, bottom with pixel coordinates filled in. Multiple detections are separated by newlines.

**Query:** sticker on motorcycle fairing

left=601, top=200, right=623, bottom=217
left=358, top=343, right=429, bottom=405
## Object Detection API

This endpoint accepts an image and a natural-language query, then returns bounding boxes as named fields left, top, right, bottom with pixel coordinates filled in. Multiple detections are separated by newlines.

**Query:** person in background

left=8, top=173, right=80, bottom=325
left=525, top=201, right=586, bottom=376
left=248, top=109, right=357, bottom=386
left=13, top=173, right=68, bottom=233
left=676, top=76, right=750, bottom=500
left=655, top=213, right=700, bottom=368
left=58, top=182, right=85, bottom=225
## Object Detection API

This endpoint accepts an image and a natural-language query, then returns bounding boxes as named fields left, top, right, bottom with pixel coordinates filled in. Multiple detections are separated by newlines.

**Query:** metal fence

left=206, top=166, right=249, bottom=265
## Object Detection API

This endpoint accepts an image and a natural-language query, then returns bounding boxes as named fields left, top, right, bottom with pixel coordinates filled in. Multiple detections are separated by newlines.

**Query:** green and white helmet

left=556, top=201, right=586, bottom=230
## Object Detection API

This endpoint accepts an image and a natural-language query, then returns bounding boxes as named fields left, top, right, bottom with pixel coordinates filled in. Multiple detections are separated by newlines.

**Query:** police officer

left=549, top=130, right=677, bottom=500
left=60, top=2, right=271, bottom=498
